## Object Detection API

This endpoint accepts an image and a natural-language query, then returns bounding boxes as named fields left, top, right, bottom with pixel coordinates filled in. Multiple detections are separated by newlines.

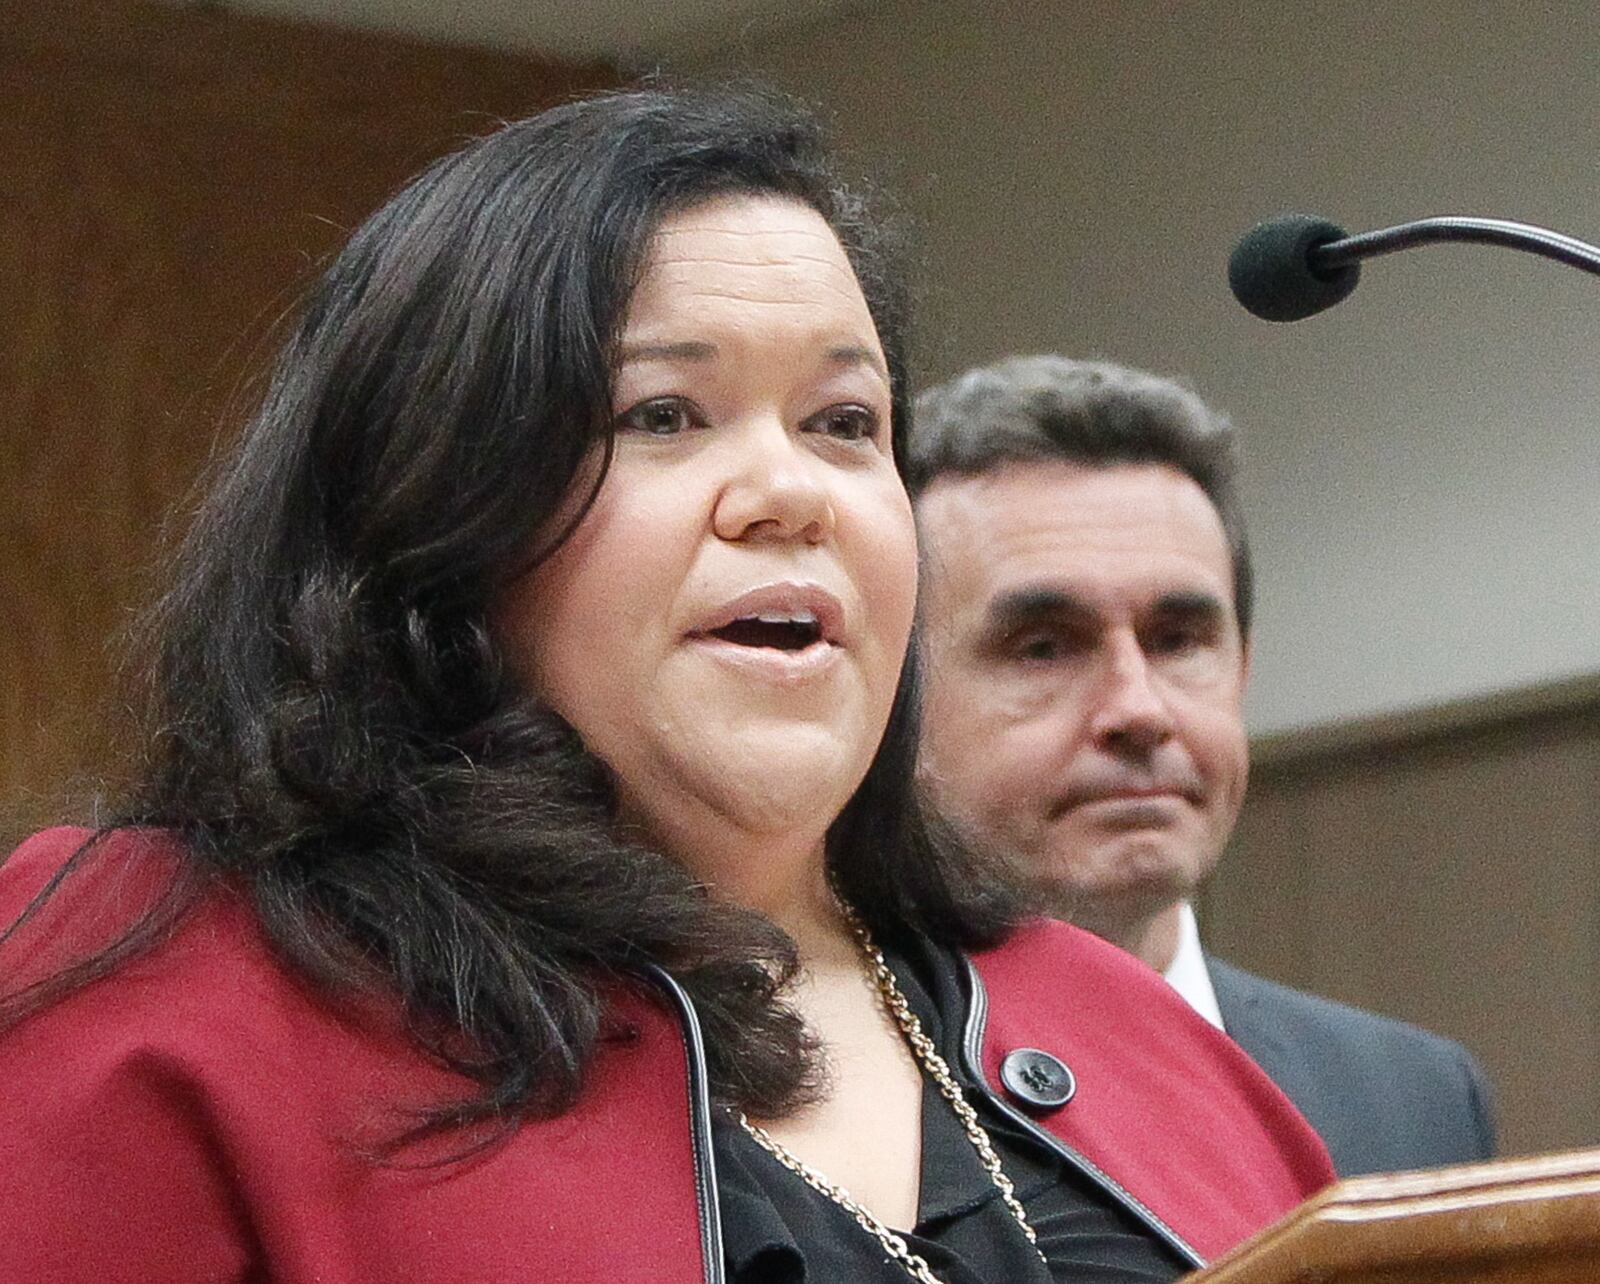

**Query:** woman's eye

left=616, top=397, right=701, bottom=436
left=805, top=404, right=881, bottom=443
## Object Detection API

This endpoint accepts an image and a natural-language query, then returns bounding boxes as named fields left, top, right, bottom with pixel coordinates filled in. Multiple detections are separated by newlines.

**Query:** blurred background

left=5, top=0, right=1598, bottom=1158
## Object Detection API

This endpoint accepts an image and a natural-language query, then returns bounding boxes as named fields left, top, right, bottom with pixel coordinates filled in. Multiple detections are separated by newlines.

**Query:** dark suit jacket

left=1208, top=956, right=1496, bottom=1177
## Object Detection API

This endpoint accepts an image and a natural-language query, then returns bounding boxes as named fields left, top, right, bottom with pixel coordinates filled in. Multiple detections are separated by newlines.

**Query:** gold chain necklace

left=737, top=908, right=1046, bottom=1283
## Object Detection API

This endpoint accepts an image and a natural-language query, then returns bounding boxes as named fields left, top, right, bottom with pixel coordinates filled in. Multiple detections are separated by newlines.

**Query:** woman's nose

left=710, top=419, right=837, bottom=545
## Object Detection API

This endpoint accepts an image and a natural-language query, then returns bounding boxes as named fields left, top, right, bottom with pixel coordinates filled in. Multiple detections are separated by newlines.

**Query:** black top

left=714, top=937, right=1188, bottom=1283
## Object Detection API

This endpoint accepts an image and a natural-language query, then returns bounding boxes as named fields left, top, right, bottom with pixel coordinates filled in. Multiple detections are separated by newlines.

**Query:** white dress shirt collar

left=1162, top=902, right=1226, bottom=1031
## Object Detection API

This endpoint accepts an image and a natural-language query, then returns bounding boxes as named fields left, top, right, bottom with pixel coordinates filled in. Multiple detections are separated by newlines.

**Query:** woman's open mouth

left=704, top=610, right=824, bottom=651
left=687, top=586, right=845, bottom=681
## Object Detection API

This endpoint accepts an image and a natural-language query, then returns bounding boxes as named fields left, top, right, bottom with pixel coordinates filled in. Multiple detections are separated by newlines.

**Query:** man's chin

left=1028, top=847, right=1200, bottom=924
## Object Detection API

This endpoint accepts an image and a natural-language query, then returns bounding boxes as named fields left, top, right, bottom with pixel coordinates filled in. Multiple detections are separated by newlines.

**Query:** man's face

left=916, top=460, right=1250, bottom=929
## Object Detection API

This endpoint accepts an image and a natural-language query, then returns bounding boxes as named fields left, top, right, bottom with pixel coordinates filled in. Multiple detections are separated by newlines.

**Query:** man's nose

left=710, top=419, right=836, bottom=545
left=1088, top=635, right=1176, bottom=755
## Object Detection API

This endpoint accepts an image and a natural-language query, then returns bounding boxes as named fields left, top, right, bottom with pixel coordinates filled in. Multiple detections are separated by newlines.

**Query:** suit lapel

left=1207, top=955, right=1297, bottom=1090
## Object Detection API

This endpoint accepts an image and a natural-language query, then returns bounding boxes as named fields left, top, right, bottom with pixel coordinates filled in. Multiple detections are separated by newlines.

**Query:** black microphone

left=1228, top=213, right=1600, bottom=322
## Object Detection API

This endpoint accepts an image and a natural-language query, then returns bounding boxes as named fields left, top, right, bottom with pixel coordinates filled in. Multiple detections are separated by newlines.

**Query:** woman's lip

left=688, top=581, right=846, bottom=645
left=685, top=634, right=843, bottom=682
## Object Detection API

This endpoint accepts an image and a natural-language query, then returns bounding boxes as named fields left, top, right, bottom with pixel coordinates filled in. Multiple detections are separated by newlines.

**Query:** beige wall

left=1, top=1, right=612, bottom=839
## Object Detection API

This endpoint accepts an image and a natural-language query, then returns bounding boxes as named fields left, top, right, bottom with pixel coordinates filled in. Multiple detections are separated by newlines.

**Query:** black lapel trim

left=641, top=964, right=727, bottom=1284
left=958, top=954, right=1207, bottom=1271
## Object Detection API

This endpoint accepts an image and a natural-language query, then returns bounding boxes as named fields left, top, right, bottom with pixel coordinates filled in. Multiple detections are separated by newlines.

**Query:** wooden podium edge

left=1192, top=1148, right=1600, bottom=1281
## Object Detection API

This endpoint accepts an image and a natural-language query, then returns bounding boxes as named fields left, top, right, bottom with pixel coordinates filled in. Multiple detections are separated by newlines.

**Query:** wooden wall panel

left=1, top=2, right=613, bottom=837
left=1207, top=680, right=1600, bottom=1159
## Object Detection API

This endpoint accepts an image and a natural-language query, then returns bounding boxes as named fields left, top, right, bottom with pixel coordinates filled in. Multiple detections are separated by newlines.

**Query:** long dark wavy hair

left=0, top=84, right=1021, bottom=1138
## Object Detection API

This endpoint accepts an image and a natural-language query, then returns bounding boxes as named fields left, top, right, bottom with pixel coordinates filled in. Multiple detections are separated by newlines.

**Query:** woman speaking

left=0, top=86, right=1332, bottom=1281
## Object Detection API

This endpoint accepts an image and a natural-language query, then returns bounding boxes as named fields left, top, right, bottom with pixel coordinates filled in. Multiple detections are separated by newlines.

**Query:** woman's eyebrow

left=620, top=339, right=889, bottom=385
left=827, top=343, right=889, bottom=380
left=619, top=340, right=717, bottom=363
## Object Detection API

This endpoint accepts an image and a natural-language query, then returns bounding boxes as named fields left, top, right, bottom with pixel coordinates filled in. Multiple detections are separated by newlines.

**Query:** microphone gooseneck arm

left=1310, top=217, right=1600, bottom=278
left=1228, top=212, right=1600, bottom=322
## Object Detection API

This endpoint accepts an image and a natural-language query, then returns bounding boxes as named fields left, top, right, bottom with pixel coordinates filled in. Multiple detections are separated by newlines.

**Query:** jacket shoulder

left=0, top=826, right=377, bottom=1277
left=2, top=826, right=328, bottom=1030
left=0, top=826, right=429, bottom=1121
left=0, top=826, right=711, bottom=1282
left=1207, top=955, right=1495, bottom=1171
left=0, top=824, right=154, bottom=915
left=1208, top=955, right=1482, bottom=1073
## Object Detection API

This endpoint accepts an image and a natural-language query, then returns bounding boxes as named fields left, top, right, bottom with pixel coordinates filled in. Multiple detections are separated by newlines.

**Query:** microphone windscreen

left=1228, top=214, right=1360, bottom=322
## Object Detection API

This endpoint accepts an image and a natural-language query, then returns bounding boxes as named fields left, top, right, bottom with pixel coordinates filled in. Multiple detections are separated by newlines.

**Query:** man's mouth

left=1052, top=778, right=1205, bottom=817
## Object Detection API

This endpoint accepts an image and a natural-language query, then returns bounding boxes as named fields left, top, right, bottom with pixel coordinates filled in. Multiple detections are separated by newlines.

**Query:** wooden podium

left=1189, top=1149, right=1600, bottom=1282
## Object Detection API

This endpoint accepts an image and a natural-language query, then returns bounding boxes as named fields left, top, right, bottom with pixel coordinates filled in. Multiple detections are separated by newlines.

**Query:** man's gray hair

left=908, top=354, right=1253, bottom=635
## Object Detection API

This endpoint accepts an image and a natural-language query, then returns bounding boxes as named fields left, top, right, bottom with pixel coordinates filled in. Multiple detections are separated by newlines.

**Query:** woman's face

left=494, top=195, right=917, bottom=875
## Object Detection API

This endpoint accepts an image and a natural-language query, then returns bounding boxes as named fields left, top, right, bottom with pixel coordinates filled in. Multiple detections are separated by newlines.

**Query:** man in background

left=909, top=354, right=1494, bottom=1176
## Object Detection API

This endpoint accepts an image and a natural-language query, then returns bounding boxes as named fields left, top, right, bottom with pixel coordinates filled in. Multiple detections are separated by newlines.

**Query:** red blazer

left=0, top=827, right=1331, bottom=1281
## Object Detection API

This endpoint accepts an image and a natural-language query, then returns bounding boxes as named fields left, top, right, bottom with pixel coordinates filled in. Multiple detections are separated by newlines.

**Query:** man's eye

left=1011, top=635, right=1062, bottom=662
left=1149, top=627, right=1205, bottom=655
left=616, top=397, right=701, bottom=436
left=805, top=404, right=881, bottom=443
